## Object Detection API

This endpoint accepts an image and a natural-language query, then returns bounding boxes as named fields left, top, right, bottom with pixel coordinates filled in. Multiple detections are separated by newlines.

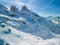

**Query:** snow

left=51, top=20, right=59, bottom=24
left=0, top=23, right=9, bottom=33
left=18, top=17, right=26, bottom=22
left=0, top=14, right=58, bottom=39
left=0, top=23, right=60, bottom=45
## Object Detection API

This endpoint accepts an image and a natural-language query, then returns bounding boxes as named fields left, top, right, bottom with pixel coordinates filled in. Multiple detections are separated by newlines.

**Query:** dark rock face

left=10, top=6, right=18, bottom=14
left=19, top=6, right=30, bottom=15
left=10, top=6, right=18, bottom=11
left=21, top=6, right=28, bottom=11
left=0, top=24, right=5, bottom=28
left=0, top=39, right=4, bottom=45
left=4, top=29, right=11, bottom=34
left=5, top=43, right=10, bottom=45
left=21, top=6, right=30, bottom=12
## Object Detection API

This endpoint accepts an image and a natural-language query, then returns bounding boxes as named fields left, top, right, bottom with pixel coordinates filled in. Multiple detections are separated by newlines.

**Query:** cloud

left=1, top=0, right=35, bottom=11
left=26, top=0, right=35, bottom=10
left=1, top=0, right=25, bottom=6
left=48, top=0, right=54, bottom=5
left=40, top=0, right=54, bottom=10
left=3, top=0, right=35, bottom=6
left=27, top=0, right=35, bottom=4
left=13, top=1, right=25, bottom=6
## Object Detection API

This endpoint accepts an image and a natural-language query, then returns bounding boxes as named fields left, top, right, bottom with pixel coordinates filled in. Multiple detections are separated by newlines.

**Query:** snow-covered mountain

left=0, top=4, right=60, bottom=45
left=46, top=16, right=60, bottom=34
left=46, top=16, right=60, bottom=24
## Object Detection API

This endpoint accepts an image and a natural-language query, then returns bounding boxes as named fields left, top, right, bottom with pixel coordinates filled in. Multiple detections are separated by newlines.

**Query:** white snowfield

left=0, top=14, right=26, bottom=21
left=51, top=20, right=59, bottom=24
left=0, top=23, right=60, bottom=45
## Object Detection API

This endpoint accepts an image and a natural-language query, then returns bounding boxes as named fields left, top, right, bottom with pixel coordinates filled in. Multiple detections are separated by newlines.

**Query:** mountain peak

left=21, top=6, right=28, bottom=11
left=19, top=5, right=31, bottom=15
left=10, top=6, right=18, bottom=11
left=10, top=6, right=18, bottom=14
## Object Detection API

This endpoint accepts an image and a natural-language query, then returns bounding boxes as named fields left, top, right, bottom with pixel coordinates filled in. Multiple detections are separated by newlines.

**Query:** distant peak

left=21, top=6, right=28, bottom=11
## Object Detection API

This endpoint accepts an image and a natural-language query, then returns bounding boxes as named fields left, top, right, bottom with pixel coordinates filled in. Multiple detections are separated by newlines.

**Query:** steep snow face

left=0, top=23, right=60, bottom=45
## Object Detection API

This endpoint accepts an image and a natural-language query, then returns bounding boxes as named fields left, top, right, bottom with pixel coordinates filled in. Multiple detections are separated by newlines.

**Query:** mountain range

left=0, top=4, right=60, bottom=45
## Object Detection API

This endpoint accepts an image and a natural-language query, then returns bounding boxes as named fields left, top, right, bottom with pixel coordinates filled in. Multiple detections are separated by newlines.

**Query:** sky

left=0, top=0, right=60, bottom=17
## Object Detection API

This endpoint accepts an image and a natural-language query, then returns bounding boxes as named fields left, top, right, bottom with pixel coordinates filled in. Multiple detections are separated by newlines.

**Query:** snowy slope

left=46, top=16, right=60, bottom=34
left=46, top=16, right=60, bottom=24
left=0, top=23, right=60, bottom=45
left=0, top=14, right=55, bottom=39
